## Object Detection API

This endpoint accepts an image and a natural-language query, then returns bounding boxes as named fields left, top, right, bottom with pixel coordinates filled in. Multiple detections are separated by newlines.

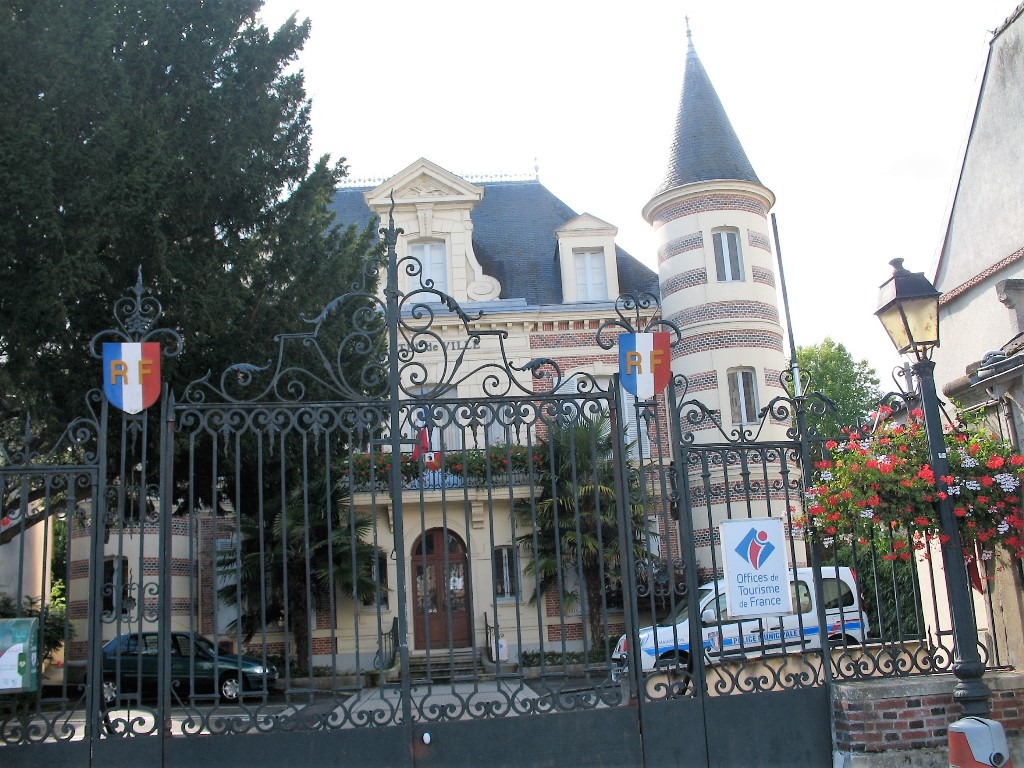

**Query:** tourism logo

left=735, top=527, right=775, bottom=570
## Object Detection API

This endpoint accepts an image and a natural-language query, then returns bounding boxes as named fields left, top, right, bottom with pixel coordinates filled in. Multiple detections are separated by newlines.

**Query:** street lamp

left=875, top=258, right=991, bottom=719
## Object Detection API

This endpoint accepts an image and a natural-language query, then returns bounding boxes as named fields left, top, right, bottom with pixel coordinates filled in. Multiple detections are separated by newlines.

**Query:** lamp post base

left=949, top=717, right=1012, bottom=767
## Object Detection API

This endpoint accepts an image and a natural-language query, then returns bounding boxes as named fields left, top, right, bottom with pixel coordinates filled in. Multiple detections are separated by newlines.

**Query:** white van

left=611, top=566, right=868, bottom=677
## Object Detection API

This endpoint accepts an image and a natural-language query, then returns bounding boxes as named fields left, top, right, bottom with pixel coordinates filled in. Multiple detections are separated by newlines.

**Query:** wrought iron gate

left=0, top=212, right=988, bottom=767
left=624, top=385, right=835, bottom=767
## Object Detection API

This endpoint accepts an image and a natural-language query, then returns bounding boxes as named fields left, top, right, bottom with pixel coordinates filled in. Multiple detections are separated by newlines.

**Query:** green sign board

left=0, top=617, right=39, bottom=693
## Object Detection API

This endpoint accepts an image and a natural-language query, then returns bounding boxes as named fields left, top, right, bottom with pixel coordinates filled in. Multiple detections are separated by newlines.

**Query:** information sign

left=720, top=518, right=793, bottom=619
left=0, top=617, right=39, bottom=693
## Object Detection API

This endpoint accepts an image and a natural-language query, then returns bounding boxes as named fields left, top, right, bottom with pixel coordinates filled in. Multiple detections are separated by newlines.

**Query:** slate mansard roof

left=330, top=179, right=658, bottom=307
left=653, top=39, right=761, bottom=197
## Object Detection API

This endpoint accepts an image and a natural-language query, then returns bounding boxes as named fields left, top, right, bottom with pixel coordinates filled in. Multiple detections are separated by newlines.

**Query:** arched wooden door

left=411, top=528, right=471, bottom=649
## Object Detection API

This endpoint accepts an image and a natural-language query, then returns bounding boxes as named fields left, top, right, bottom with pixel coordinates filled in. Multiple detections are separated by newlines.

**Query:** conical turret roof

left=653, top=35, right=760, bottom=196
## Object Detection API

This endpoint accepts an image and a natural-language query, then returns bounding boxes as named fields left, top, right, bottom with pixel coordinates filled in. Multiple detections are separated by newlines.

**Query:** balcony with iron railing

left=341, top=443, right=541, bottom=496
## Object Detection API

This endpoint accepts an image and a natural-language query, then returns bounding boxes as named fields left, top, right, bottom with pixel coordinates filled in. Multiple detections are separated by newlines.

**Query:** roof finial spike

left=685, top=15, right=692, bottom=45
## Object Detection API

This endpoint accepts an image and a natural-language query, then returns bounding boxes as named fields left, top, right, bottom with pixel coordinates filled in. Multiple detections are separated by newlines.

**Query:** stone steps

left=407, top=648, right=488, bottom=683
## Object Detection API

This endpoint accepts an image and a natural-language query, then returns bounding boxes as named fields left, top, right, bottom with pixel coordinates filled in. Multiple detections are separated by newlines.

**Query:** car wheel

left=219, top=674, right=242, bottom=702
left=659, top=653, right=692, bottom=685
left=102, top=679, right=117, bottom=705
left=657, top=651, right=689, bottom=670
left=644, top=652, right=691, bottom=698
left=830, top=634, right=861, bottom=648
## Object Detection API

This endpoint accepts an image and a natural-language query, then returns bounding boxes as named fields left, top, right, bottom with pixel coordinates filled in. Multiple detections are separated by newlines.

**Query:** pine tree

left=0, top=1, right=379, bottom=434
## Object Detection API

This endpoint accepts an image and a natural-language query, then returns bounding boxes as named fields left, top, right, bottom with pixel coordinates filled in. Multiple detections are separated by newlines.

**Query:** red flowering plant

left=346, top=443, right=543, bottom=488
left=803, top=404, right=1024, bottom=566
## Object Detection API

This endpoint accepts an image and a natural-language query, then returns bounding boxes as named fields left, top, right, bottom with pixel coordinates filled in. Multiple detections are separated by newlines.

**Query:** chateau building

left=287, top=31, right=796, bottom=662
left=5, top=30, right=797, bottom=669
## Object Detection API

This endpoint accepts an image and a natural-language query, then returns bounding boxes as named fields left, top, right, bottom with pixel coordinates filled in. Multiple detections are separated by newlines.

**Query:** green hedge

left=519, top=647, right=610, bottom=667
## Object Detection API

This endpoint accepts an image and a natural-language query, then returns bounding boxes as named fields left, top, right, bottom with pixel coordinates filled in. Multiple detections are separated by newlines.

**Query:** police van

left=611, top=566, right=868, bottom=677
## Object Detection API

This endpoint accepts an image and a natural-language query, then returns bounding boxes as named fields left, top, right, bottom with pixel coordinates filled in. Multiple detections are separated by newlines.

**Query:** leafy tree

left=797, top=338, right=881, bottom=437
left=516, top=411, right=649, bottom=650
left=826, top=540, right=922, bottom=643
left=0, top=1, right=379, bottom=437
left=218, top=471, right=380, bottom=673
left=0, top=1, right=382, bottom=580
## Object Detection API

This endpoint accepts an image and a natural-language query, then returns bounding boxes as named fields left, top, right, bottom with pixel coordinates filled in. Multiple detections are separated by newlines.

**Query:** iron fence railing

left=0, top=248, right=1013, bottom=767
left=375, top=617, right=399, bottom=671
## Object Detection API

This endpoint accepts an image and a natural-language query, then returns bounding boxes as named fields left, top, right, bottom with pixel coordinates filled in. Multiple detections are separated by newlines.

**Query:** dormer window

left=712, top=229, right=743, bottom=282
left=574, top=249, right=608, bottom=301
left=410, top=241, right=447, bottom=294
left=555, top=214, right=619, bottom=304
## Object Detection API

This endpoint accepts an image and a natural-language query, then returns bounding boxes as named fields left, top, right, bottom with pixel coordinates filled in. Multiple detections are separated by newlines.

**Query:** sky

left=259, top=0, right=1018, bottom=386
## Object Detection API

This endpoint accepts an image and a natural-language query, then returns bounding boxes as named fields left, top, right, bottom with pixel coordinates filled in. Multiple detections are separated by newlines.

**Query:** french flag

left=103, top=342, right=161, bottom=414
left=619, top=332, right=671, bottom=400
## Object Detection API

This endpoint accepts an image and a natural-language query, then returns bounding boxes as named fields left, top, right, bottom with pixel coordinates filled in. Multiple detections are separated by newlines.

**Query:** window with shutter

left=620, top=386, right=652, bottom=460
left=493, top=546, right=518, bottom=599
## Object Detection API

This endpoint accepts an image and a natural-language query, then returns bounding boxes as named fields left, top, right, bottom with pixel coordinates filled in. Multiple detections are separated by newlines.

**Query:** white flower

left=965, top=480, right=981, bottom=491
left=999, top=520, right=1010, bottom=535
left=959, top=448, right=979, bottom=468
left=860, top=509, right=875, bottom=519
left=820, top=471, right=833, bottom=482
left=982, top=550, right=994, bottom=561
left=994, top=472, right=1019, bottom=492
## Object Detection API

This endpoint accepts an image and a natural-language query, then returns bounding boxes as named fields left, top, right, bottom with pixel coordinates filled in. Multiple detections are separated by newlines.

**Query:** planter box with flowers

left=342, top=443, right=544, bottom=493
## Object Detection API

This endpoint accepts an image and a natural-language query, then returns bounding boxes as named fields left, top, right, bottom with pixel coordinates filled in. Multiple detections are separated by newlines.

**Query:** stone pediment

left=555, top=213, right=618, bottom=237
left=399, top=177, right=461, bottom=199
left=365, top=158, right=483, bottom=211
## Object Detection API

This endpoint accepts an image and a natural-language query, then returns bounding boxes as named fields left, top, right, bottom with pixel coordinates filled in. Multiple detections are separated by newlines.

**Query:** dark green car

left=102, top=632, right=278, bottom=703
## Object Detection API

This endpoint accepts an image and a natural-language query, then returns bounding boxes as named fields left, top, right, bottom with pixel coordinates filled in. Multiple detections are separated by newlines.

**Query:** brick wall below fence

left=833, top=671, right=1024, bottom=767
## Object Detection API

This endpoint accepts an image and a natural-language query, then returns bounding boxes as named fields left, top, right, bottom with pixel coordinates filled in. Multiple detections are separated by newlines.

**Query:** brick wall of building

left=667, top=300, right=781, bottom=329
left=658, top=232, right=704, bottom=264
left=751, top=265, right=776, bottom=288
left=547, top=622, right=583, bottom=642
left=669, top=328, right=784, bottom=358
left=661, top=268, right=709, bottom=298
left=651, top=193, right=768, bottom=227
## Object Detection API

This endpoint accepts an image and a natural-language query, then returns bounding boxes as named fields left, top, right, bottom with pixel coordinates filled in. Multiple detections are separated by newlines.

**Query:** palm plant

left=218, top=469, right=380, bottom=672
left=516, top=410, right=649, bottom=650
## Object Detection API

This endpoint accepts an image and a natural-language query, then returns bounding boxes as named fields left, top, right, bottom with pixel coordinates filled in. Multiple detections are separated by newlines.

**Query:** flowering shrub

left=346, top=443, right=543, bottom=487
left=804, top=405, right=1024, bottom=564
